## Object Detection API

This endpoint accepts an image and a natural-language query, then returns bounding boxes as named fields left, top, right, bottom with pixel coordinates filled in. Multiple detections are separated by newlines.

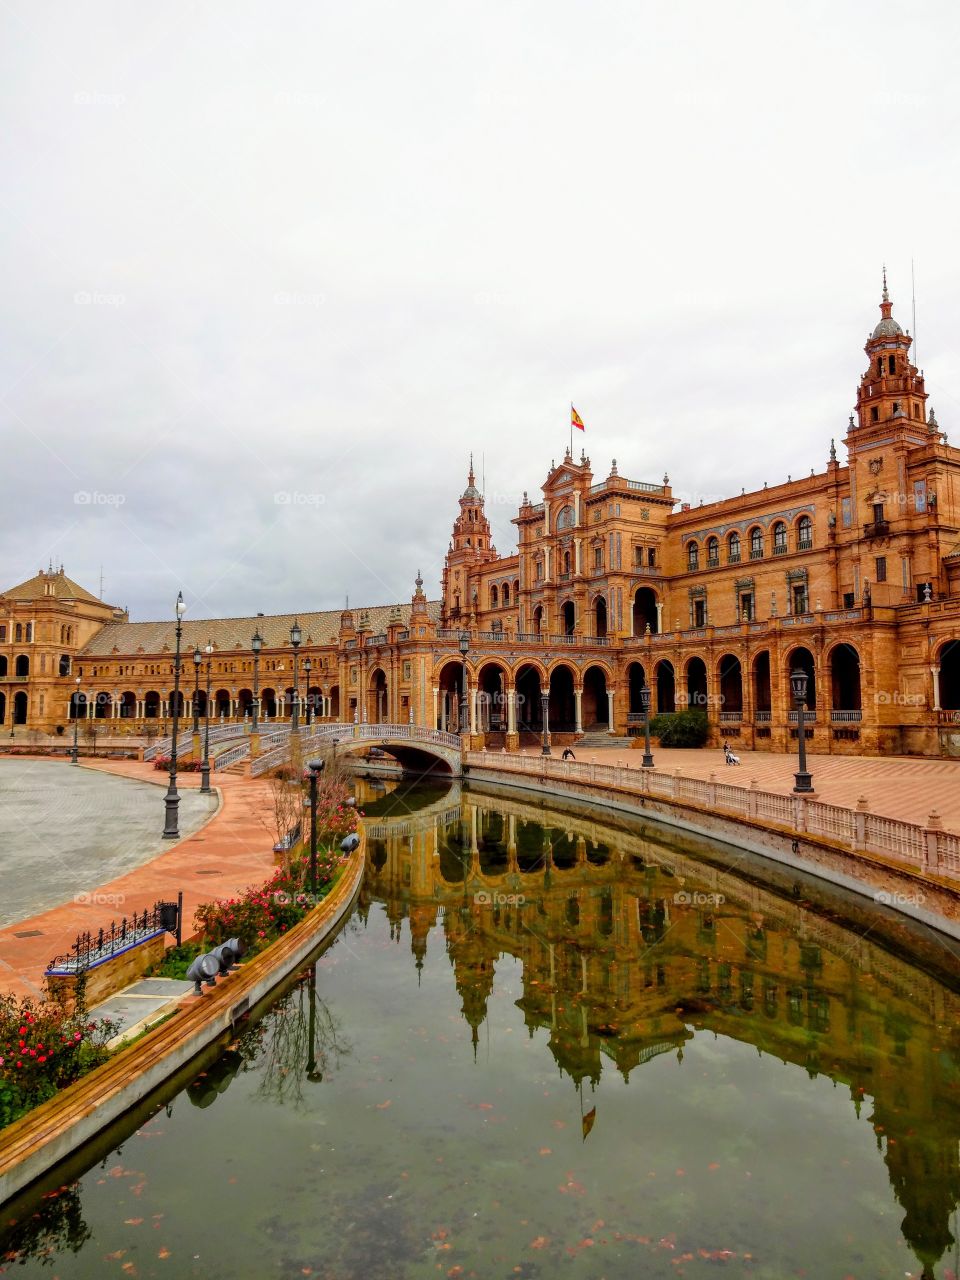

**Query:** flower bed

left=0, top=994, right=116, bottom=1130
left=152, top=755, right=204, bottom=772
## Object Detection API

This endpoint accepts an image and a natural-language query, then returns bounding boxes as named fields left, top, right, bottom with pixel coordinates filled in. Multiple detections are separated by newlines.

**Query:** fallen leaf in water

left=105, top=1250, right=126, bottom=1261
left=375, top=1100, right=392, bottom=1110
left=124, top=1218, right=144, bottom=1226
left=121, top=1265, right=137, bottom=1276
left=157, top=1246, right=171, bottom=1259
left=539, top=1147, right=552, bottom=1156
left=708, top=1163, right=720, bottom=1172
left=530, top=1237, right=548, bottom=1250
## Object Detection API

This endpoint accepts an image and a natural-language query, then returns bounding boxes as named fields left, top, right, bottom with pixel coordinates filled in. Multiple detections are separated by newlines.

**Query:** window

left=706, top=537, right=719, bottom=567
left=535, top=560, right=543, bottom=581
left=740, top=592, right=753, bottom=621
left=872, top=502, right=885, bottom=526
left=593, top=545, right=603, bottom=570
left=871, top=406, right=879, bottom=422
left=914, top=480, right=927, bottom=512
left=773, top=522, right=787, bottom=554
left=797, top=515, right=813, bottom=549
left=687, top=541, right=699, bottom=571
left=647, top=546, right=656, bottom=568
left=792, top=584, right=808, bottom=614
left=728, top=531, right=741, bottom=563
left=556, top=505, right=574, bottom=530
left=0, top=626, right=5, bottom=642
left=876, top=357, right=883, bottom=376
left=843, top=591, right=855, bottom=608
left=15, top=624, right=22, bottom=642
left=875, top=556, right=887, bottom=583
left=750, top=528, right=763, bottom=559
left=490, top=585, right=498, bottom=608
left=502, top=583, right=510, bottom=606
left=693, top=598, right=706, bottom=627
left=888, top=355, right=895, bottom=374
left=841, top=497, right=852, bottom=528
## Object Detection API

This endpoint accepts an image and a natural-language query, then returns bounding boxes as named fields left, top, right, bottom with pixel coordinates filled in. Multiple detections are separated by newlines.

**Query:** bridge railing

left=143, top=730, right=193, bottom=761
left=250, top=723, right=354, bottom=778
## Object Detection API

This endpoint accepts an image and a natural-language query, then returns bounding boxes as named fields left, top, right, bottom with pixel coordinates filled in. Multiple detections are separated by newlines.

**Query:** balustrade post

left=925, top=809, right=944, bottom=873
left=854, top=795, right=869, bottom=851
left=748, top=778, right=759, bottom=819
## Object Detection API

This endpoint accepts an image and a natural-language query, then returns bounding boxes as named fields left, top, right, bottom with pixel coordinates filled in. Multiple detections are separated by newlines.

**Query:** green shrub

left=648, top=709, right=710, bottom=747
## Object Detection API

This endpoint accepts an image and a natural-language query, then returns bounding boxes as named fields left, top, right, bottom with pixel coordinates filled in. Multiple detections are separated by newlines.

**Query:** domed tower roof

left=871, top=266, right=903, bottom=339
left=461, top=454, right=481, bottom=501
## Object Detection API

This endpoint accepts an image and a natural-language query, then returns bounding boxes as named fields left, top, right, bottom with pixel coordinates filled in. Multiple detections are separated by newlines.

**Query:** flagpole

left=570, top=402, right=573, bottom=458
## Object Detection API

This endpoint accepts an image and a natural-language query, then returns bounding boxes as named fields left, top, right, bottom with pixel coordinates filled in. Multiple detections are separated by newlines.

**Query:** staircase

left=578, top=729, right=632, bottom=750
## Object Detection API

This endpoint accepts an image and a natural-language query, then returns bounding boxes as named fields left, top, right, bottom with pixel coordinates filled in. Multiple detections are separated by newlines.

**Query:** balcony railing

left=549, top=634, right=578, bottom=645
left=750, top=549, right=763, bottom=560
left=755, top=710, right=772, bottom=722
left=516, top=632, right=546, bottom=643
left=706, top=557, right=720, bottom=569
left=863, top=520, right=890, bottom=538
left=797, top=538, right=813, bottom=551
left=718, top=711, right=743, bottom=724
left=728, top=552, right=742, bottom=564
left=773, top=544, right=788, bottom=555
left=830, top=709, right=863, bottom=723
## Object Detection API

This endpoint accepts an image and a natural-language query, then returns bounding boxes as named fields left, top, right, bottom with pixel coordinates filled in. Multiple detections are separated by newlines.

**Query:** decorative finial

left=610, top=458, right=618, bottom=475
left=882, top=263, right=888, bottom=303
left=468, top=452, right=475, bottom=484
left=929, top=407, right=938, bottom=430
left=415, top=569, right=423, bottom=591
left=663, top=472, right=670, bottom=486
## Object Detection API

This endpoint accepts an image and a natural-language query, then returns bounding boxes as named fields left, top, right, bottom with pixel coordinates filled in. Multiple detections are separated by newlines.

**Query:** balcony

left=830, top=709, right=863, bottom=723
left=863, top=520, right=890, bottom=538
left=755, top=710, right=772, bottom=722
left=728, top=552, right=742, bottom=564
left=706, top=556, right=720, bottom=569
left=773, top=544, right=788, bottom=556
left=797, top=538, right=813, bottom=551
left=750, top=549, right=763, bottom=560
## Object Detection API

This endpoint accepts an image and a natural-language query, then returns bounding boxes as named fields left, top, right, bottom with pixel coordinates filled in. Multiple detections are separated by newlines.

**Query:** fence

left=463, top=751, right=959, bottom=884
left=46, top=902, right=175, bottom=975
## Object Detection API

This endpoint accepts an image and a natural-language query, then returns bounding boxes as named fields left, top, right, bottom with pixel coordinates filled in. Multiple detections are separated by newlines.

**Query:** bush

left=152, top=756, right=204, bottom=772
left=648, top=709, right=710, bottom=747
left=0, top=995, right=117, bottom=1130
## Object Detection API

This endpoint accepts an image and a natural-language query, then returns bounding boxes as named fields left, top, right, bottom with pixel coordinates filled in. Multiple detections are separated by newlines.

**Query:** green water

left=3, top=778, right=960, bottom=1279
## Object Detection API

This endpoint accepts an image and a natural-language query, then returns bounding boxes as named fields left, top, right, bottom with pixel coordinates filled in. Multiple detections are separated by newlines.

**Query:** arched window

left=490, top=585, right=498, bottom=608
left=25, top=623, right=32, bottom=642
left=706, top=536, right=719, bottom=567
left=502, top=582, right=510, bottom=606
left=687, top=541, right=699, bottom=571
left=773, top=522, right=787, bottom=554
left=797, top=515, right=813, bottom=549
left=750, top=527, right=763, bottom=559
left=15, top=655, right=29, bottom=678
left=556, top=505, right=575, bottom=530
left=15, top=623, right=22, bottom=642
left=728, top=531, right=741, bottom=563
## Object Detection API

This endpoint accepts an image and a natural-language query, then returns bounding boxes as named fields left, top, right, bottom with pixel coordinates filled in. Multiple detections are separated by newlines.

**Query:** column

left=470, top=687, right=478, bottom=735
left=544, top=546, right=551, bottom=582
left=656, top=602, right=664, bottom=634
left=432, top=685, right=439, bottom=730
left=575, top=538, right=582, bottom=575
left=931, top=665, right=941, bottom=711
left=574, top=687, right=583, bottom=734
left=543, top=500, right=550, bottom=537
left=507, top=687, right=517, bottom=735
left=606, top=689, right=615, bottom=733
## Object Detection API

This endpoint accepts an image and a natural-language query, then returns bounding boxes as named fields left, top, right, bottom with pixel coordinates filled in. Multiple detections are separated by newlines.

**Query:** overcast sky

left=2, top=1, right=959, bottom=624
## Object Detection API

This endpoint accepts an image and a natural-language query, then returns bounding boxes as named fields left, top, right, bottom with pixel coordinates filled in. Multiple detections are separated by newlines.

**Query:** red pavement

left=0, top=760, right=281, bottom=1005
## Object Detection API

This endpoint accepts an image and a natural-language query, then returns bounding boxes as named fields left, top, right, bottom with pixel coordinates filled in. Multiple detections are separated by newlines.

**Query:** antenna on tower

left=482, top=452, right=485, bottom=496
left=911, top=256, right=918, bottom=368
left=99, top=565, right=104, bottom=599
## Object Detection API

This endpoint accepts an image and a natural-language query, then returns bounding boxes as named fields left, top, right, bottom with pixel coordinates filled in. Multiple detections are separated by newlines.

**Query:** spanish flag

left=571, top=405, right=585, bottom=432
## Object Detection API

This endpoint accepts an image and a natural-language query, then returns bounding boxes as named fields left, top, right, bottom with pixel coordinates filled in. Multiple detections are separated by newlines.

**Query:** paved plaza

left=0, top=759, right=218, bottom=929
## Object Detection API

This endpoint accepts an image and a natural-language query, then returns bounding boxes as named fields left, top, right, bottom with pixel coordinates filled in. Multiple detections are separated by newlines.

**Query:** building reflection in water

left=357, top=776, right=960, bottom=1280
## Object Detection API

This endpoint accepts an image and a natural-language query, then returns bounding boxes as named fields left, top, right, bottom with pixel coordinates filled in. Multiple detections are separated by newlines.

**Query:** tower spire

left=882, top=262, right=889, bottom=303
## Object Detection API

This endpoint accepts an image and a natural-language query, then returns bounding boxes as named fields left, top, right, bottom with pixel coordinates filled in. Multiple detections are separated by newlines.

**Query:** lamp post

left=192, top=647, right=201, bottom=734
left=163, top=591, right=186, bottom=839
left=540, top=690, right=551, bottom=756
left=200, top=642, right=213, bottom=794
left=71, top=675, right=81, bottom=764
left=304, top=656, right=312, bottom=726
left=791, top=667, right=814, bottom=794
left=458, top=631, right=470, bottom=737
left=308, top=758, right=325, bottom=899
left=640, top=683, right=655, bottom=768
left=290, top=619, right=302, bottom=731
left=251, top=629, right=262, bottom=732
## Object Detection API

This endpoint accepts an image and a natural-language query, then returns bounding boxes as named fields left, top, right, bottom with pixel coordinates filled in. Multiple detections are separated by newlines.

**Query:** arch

left=655, top=660, right=676, bottom=713
left=594, top=594, right=607, bottom=638
left=753, top=651, right=772, bottom=714
left=548, top=663, right=576, bottom=732
left=829, top=643, right=861, bottom=711
left=632, top=587, right=659, bottom=636
left=213, top=688, right=230, bottom=718
left=502, top=582, right=510, bottom=607
left=13, top=691, right=27, bottom=725
left=69, top=691, right=87, bottom=720
left=14, top=654, right=29, bottom=678
left=168, top=689, right=186, bottom=716
left=938, top=640, right=960, bottom=711
left=0, top=692, right=5, bottom=724
left=513, top=578, right=520, bottom=602
left=304, top=686, right=321, bottom=722
left=437, top=659, right=465, bottom=732
left=476, top=662, right=508, bottom=732
left=94, top=690, right=111, bottom=720
left=0, top=656, right=6, bottom=677
left=718, top=653, right=743, bottom=714
left=556, top=504, right=575, bottom=530
left=786, top=646, right=816, bottom=711
left=749, top=526, right=763, bottom=559
left=560, top=600, right=575, bottom=636
left=237, top=687, right=255, bottom=718
left=773, top=521, right=788, bottom=554
left=58, top=654, right=71, bottom=677
left=582, top=664, right=609, bottom=728
left=260, top=687, right=278, bottom=718
left=686, top=540, right=700, bottom=571
left=489, top=584, right=498, bottom=609
left=728, top=530, right=741, bottom=563
left=515, top=663, right=543, bottom=733
left=685, top=656, right=707, bottom=711
left=368, top=667, right=388, bottom=723
left=119, top=690, right=137, bottom=719
left=144, top=690, right=161, bottom=719
left=532, top=604, right=544, bottom=635
left=706, top=535, right=720, bottom=566
left=329, top=684, right=340, bottom=718
left=796, top=514, right=813, bottom=549
left=627, top=661, right=647, bottom=713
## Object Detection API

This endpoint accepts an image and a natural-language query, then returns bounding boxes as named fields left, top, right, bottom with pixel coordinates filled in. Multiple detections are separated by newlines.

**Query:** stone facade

left=4, top=280, right=960, bottom=756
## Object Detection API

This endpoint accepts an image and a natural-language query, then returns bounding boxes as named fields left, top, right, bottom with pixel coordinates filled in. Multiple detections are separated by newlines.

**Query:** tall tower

left=441, top=457, right=497, bottom=623
left=851, top=268, right=928, bottom=439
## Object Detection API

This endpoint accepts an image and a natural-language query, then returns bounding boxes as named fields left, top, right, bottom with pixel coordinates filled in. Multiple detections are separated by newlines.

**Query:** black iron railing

left=46, top=900, right=179, bottom=975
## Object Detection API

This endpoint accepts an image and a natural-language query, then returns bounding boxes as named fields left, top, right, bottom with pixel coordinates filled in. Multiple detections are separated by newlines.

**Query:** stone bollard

left=854, top=795, right=869, bottom=851
left=924, top=809, right=944, bottom=873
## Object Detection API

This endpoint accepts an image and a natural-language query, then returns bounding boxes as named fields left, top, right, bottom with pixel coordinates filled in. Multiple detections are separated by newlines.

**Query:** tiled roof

left=80, top=600, right=441, bottom=656
left=1, top=569, right=107, bottom=606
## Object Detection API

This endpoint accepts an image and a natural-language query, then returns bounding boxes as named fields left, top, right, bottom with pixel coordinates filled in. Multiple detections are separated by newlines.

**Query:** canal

left=2, top=776, right=959, bottom=1279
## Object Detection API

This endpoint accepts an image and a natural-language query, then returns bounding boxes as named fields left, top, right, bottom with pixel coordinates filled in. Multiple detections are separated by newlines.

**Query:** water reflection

left=359, top=777, right=960, bottom=1278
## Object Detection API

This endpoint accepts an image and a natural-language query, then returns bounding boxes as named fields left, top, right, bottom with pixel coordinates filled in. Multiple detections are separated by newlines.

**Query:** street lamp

left=308, top=758, right=326, bottom=899
left=192, top=646, right=201, bottom=733
left=200, top=642, right=213, bottom=794
left=540, top=690, right=551, bottom=756
left=790, top=667, right=814, bottom=794
left=163, top=591, right=186, bottom=838
left=71, top=675, right=81, bottom=764
left=640, top=683, right=655, bottom=769
left=458, top=631, right=470, bottom=736
left=290, top=619, right=302, bottom=731
left=304, top=657, right=312, bottom=726
left=251, top=629, right=262, bottom=732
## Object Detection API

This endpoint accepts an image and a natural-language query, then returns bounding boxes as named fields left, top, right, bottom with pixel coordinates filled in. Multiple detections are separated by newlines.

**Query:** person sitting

left=724, top=743, right=742, bottom=766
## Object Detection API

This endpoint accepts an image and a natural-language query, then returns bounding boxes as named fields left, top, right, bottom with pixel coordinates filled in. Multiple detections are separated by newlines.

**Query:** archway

left=582, top=665, right=609, bottom=728
left=594, top=596, right=607, bottom=638
left=477, top=663, right=507, bottom=732
left=369, top=668, right=388, bottom=723
left=94, top=691, right=111, bottom=720
left=686, top=657, right=708, bottom=711
left=215, top=688, right=231, bottom=719
left=633, top=587, right=659, bottom=636
left=260, top=687, right=277, bottom=719
left=515, top=664, right=543, bottom=733
left=938, top=641, right=960, bottom=710
left=718, top=654, right=743, bottom=714
left=532, top=605, right=544, bottom=635
left=0, top=692, right=5, bottom=724
left=119, top=690, right=137, bottom=719
left=69, top=691, right=87, bottom=720
left=561, top=600, right=575, bottom=636
left=14, top=654, right=29, bottom=678
left=753, top=652, right=771, bottom=714
left=237, top=688, right=254, bottom=719
left=329, top=684, right=340, bottom=719
left=627, top=661, right=647, bottom=713
left=168, top=690, right=185, bottom=717
left=786, top=647, right=817, bottom=711
left=655, top=660, right=676, bottom=713
left=830, top=644, right=861, bottom=712
left=13, top=691, right=27, bottom=725
left=437, top=660, right=465, bottom=732
left=144, top=691, right=161, bottom=719
left=548, top=665, right=576, bottom=732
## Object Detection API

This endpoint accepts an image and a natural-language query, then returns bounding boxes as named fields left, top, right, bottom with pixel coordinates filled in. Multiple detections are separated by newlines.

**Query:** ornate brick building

left=4, top=278, right=960, bottom=755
